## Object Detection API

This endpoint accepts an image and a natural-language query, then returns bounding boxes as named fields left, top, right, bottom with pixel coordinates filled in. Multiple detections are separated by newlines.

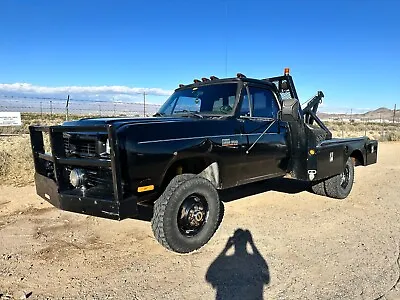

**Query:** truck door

left=239, top=85, right=288, bottom=183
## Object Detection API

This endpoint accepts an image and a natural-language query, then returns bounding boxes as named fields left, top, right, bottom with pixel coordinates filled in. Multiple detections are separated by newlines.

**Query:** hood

left=62, top=116, right=199, bottom=128
left=61, top=115, right=238, bottom=145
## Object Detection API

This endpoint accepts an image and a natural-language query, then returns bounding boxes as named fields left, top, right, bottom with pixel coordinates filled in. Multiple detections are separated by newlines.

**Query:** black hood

left=62, top=116, right=199, bottom=128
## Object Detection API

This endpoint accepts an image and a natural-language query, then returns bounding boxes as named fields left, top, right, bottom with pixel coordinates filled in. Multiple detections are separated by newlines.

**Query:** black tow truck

left=29, top=69, right=378, bottom=253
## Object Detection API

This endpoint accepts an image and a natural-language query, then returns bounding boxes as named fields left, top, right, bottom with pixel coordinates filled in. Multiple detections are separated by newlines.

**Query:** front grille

left=86, top=169, right=113, bottom=187
left=63, top=134, right=98, bottom=158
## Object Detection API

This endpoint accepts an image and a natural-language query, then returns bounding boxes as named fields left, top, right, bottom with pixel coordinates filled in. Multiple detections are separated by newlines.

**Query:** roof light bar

left=236, top=73, right=246, bottom=79
left=193, top=79, right=201, bottom=83
left=210, top=76, right=219, bottom=80
left=178, top=84, right=184, bottom=88
left=201, top=77, right=210, bottom=82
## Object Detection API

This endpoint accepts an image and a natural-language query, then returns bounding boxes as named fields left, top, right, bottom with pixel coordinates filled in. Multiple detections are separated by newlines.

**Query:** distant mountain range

left=318, top=107, right=399, bottom=122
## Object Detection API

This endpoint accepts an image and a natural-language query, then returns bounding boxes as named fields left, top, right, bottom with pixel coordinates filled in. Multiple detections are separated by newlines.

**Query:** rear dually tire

left=323, top=157, right=354, bottom=199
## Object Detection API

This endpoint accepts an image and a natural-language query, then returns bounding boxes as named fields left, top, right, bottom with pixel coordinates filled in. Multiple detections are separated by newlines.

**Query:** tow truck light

left=210, top=76, right=219, bottom=80
left=236, top=73, right=246, bottom=78
left=284, top=68, right=290, bottom=75
left=193, top=79, right=201, bottom=83
left=201, top=77, right=209, bottom=82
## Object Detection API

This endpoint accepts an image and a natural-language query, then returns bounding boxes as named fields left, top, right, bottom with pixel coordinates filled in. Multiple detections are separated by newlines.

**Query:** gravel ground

left=0, top=142, right=399, bottom=300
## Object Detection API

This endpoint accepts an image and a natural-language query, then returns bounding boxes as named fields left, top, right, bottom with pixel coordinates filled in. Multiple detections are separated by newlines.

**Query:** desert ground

left=1, top=142, right=399, bottom=300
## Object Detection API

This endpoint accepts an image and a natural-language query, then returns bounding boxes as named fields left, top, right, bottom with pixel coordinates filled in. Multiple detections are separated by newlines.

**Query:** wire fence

left=0, top=94, right=163, bottom=118
left=321, top=115, right=400, bottom=124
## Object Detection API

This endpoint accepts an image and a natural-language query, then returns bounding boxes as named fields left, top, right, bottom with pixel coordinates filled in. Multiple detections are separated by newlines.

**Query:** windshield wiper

left=175, top=110, right=204, bottom=119
left=239, top=115, right=275, bottom=122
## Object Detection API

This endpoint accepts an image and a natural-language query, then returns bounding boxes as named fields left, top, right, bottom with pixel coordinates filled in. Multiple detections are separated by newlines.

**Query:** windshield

left=158, top=83, right=238, bottom=116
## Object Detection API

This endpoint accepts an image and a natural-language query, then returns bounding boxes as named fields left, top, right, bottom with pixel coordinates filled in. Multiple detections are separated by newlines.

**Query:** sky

left=1, top=0, right=399, bottom=113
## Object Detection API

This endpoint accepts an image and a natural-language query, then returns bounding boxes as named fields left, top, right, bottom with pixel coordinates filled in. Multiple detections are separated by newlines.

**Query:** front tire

left=151, top=174, right=222, bottom=253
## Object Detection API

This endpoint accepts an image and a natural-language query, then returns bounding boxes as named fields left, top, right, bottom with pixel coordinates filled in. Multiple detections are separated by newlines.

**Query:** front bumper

left=34, top=172, right=137, bottom=219
left=29, top=124, right=138, bottom=220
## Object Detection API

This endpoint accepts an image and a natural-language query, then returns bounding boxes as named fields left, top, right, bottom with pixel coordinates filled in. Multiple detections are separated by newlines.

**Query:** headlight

left=69, top=168, right=86, bottom=187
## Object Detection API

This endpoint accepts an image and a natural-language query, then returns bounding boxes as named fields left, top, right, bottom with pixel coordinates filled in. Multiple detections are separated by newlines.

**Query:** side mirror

left=281, top=98, right=300, bottom=122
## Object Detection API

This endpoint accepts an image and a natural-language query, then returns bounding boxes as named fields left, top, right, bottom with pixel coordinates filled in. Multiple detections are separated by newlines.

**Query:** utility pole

left=143, top=92, right=146, bottom=117
left=66, top=95, right=70, bottom=121
left=393, top=104, right=397, bottom=124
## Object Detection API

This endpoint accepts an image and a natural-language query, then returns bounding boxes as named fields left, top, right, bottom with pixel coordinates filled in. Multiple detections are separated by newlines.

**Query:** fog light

left=69, top=168, right=86, bottom=187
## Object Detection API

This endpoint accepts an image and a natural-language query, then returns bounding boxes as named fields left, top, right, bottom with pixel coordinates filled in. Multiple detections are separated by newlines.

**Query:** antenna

left=224, top=0, right=228, bottom=77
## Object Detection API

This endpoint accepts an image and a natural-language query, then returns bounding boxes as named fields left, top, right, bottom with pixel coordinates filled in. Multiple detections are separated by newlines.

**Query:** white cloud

left=0, top=82, right=174, bottom=103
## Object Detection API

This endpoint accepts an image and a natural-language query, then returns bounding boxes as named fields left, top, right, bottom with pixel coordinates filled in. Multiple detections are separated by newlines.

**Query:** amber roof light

left=284, top=68, right=290, bottom=75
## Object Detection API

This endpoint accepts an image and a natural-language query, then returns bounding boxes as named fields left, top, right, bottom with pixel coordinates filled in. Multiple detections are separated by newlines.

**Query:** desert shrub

left=0, top=151, right=11, bottom=177
left=385, top=132, right=400, bottom=141
left=0, top=136, right=34, bottom=186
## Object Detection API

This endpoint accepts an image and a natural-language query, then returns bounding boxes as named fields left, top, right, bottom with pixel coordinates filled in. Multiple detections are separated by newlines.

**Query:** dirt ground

left=1, top=143, right=399, bottom=300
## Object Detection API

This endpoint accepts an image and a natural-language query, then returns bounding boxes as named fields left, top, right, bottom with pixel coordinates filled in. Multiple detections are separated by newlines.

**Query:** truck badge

left=222, top=138, right=238, bottom=147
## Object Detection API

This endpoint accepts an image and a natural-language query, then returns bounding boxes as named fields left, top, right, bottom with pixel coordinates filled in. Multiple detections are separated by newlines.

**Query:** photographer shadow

left=206, top=229, right=270, bottom=300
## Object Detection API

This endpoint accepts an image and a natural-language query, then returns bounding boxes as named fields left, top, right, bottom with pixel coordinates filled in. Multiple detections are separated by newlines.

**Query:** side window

left=239, top=88, right=250, bottom=116
left=248, top=87, right=279, bottom=118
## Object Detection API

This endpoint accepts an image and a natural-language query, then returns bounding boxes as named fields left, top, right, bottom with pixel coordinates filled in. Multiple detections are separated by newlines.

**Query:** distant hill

left=318, top=107, right=399, bottom=122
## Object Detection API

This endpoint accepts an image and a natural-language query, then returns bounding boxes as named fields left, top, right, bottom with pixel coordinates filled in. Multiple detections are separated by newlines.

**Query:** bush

left=0, top=136, right=35, bottom=186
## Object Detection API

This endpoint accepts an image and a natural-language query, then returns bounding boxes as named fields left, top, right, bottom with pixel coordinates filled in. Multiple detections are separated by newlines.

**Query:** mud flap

left=365, top=140, right=378, bottom=165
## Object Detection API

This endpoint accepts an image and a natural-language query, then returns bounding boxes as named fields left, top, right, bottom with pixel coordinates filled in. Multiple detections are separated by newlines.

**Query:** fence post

left=393, top=104, right=397, bottom=124
left=66, top=95, right=70, bottom=121
left=99, top=104, right=101, bottom=116
left=341, top=117, right=344, bottom=138
left=50, top=100, right=53, bottom=116
left=40, top=101, right=43, bottom=117
left=143, top=92, right=146, bottom=117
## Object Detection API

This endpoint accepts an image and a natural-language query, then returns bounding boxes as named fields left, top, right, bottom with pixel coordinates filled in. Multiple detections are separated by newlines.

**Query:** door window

left=240, top=87, right=279, bottom=118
